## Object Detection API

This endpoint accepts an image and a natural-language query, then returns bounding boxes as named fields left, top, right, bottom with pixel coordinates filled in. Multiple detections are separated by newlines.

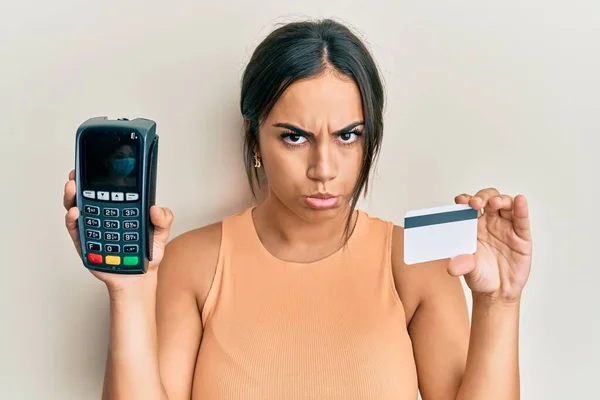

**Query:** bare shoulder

left=390, top=224, right=461, bottom=324
left=154, top=222, right=223, bottom=396
left=158, top=221, right=222, bottom=310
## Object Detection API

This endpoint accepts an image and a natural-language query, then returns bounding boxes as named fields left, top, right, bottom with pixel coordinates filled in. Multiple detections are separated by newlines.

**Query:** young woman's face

left=258, top=71, right=365, bottom=221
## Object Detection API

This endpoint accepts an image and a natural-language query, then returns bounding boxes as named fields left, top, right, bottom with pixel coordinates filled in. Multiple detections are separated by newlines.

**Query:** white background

left=1, top=0, right=598, bottom=398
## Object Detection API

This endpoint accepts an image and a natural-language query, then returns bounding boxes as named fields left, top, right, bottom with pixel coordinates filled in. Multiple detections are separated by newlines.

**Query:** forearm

left=101, top=273, right=168, bottom=400
left=456, top=293, right=521, bottom=400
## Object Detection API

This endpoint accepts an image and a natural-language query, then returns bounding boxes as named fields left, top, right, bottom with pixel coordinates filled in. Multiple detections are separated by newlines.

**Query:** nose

left=306, top=140, right=337, bottom=183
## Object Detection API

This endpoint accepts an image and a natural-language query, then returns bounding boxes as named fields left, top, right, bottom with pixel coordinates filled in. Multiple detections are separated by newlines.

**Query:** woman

left=63, top=19, right=532, bottom=400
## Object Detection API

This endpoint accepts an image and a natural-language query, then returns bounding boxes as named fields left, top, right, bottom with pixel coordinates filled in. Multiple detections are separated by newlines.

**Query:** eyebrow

left=272, top=121, right=364, bottom=137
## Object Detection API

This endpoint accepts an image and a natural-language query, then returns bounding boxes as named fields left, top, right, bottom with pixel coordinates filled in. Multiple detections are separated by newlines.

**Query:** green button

left=123, top=256, right=139, bottom=266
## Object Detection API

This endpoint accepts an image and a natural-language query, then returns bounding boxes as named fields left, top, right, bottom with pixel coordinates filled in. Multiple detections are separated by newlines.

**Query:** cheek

left=340, top=146, right=364, bottom=178
left=262, top=148, right=305, bottom=187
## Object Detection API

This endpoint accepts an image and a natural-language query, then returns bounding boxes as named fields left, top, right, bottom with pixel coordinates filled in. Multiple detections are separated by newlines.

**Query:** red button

left=88, top=253, right=102, bottom=263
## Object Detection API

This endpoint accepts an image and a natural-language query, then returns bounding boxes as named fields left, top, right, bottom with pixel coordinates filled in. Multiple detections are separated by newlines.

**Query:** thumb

left=150, top=205, right=174, bottom=249
left=447, top=254, right=476, bottom=277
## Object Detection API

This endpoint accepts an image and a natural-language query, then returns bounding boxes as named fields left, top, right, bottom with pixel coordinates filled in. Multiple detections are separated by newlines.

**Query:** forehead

left=266, top=71, right=364, bottom=129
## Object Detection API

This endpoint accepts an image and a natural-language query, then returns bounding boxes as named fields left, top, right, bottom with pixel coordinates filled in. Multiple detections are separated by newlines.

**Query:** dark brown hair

left=240, top=18, right=385, bottom=238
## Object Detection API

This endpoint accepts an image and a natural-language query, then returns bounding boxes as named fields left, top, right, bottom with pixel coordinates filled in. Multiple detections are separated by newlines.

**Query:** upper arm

left=391, top=225, right=470, bottom=400
left=155, top=222, right=221, bottom=400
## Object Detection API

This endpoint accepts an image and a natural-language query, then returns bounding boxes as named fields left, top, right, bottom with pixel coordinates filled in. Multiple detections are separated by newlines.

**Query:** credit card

left=404, top=204, right=478, bottom=265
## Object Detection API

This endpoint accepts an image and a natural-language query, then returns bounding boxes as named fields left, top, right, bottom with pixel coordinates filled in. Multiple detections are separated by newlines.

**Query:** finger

left=467, top=188, right=500, bottom=219
left=475, top=187, right=501, bottom=199
left=512, top=194, right=532, bottom=241
left=490, top=194, right=515, bottom=220
left=468, top=195, right=484, bottom=213
left=63, top=179, right=77, bottom=211
left=454, top=193, right=472, bottom=204
left=499, top=209, right=513, bottom=220
left=485, top=194, right=513, bottom=215
left=470, top=188, right=500, bottom=211
left=69, top=169, right=75, bottom=181
left=447, top=254, right=476, bottom=277
left=455, top=193, right=483, bottom=218
left=150, top=206, right=174, bottom=249
left=65, top=206, right=81, bottom=254
left=65, top=205, right=79, bottom=232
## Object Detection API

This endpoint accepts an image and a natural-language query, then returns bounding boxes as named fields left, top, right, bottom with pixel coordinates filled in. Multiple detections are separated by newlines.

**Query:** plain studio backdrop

left=1, top=0, right=598, bottom=399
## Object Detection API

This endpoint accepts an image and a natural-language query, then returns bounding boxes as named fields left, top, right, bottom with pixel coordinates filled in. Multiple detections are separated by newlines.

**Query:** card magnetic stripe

left=405, top=208, right=478, bottom=229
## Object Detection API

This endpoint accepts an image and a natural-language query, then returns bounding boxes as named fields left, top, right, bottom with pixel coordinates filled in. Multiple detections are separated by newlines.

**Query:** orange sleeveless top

left=193, top=207, right=418, bottom=399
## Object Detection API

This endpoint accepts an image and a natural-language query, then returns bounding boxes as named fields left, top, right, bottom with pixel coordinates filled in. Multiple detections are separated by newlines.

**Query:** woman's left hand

left=449, top=188, right=533, bottom=303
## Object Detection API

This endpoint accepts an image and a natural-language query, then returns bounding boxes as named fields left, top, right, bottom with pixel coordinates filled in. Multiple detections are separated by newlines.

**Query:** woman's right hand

left=63, top=169, right=174, bottom=292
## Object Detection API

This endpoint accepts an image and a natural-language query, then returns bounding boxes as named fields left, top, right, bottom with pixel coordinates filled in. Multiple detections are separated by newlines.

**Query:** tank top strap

left=357, top=211, right=394, bottom=250
left=219, top=206, right=258, bottom=254
left=201, top=207, right=256, bottom=325
left=351, top=210, right=395, bottom=269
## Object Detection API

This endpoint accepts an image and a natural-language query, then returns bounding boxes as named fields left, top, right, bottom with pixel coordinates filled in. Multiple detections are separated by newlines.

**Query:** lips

left=304, top=193, right=339, bottom=209
left=308, top=192, right=335, bottom=199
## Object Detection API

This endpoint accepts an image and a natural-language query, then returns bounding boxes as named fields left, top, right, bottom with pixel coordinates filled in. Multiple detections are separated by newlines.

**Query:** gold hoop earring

left=254, top=152, right=261, bottom=168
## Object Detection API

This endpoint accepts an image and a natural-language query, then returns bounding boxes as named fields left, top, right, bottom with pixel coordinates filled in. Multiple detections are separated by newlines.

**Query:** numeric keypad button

left=124, top=233, right=138, bottom=241
left=104, top=220, right=119, bottom=229
left=123, top=208, right=139, bottom=217
left=84, top=205, right=99, bottom=215
left=103, top=208, right=119, bottom=217
left=105, top=244, right=120, bottom=253
left=84, top=217, right=100, bottom=227
left=104, top=232, right=120, bottom=241
left=86, top=230, right=101, bottom=240
left=123, top=221, right=138, bottom=230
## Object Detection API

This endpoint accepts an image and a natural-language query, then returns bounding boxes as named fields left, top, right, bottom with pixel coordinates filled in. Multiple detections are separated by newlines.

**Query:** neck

left=252, top=191, right=356, bottom=248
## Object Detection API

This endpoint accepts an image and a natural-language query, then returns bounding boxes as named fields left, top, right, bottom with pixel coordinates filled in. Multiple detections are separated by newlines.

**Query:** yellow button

left=106, top=256, right=121, bottom=265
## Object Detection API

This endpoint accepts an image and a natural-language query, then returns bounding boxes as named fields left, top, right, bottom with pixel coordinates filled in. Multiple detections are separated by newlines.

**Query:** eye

left=281, top=133, right=308, bottom=145
left=338, top=130, right=362, bottom=144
